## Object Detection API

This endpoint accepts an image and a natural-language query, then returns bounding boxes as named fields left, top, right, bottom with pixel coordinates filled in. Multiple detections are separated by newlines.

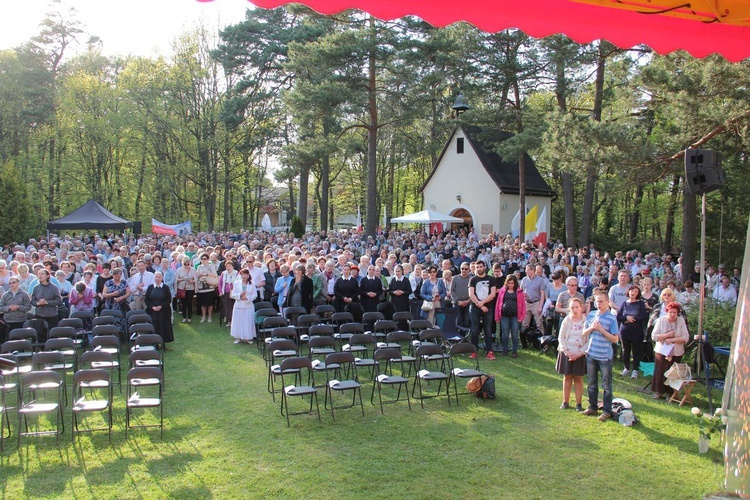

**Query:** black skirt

left=556, top=351, right=587, bottom=376
left=197, top=289, right=216, bottom=307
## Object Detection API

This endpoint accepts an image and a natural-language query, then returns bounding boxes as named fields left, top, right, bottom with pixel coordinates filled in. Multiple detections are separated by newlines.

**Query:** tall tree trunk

left=664, top=174, right=681, bottom=251
left=562, top=172, right=576, bottom=246
left=287, top=180, right=296, bottom=221
left=629, top=184, right=644, bottom=244
left=223, top=144, right=231, bottom=231
left=134, top=150, right=146, bottom=220
left=364, top=16, right=379, bottom=236
left=513, top=80, right=525, bottom=243
left=298, top=164, right=310, bottom=227
left=579, top=42, right=607, bottom=247
left=329, top=187, right=335, bottom=231
left=386, top=139, right=395, bottom=232
left=429, top=84, right=440, bottom=167
left=552, top=47, right=576, bottom=246
left=580, top=169, right=597, bottom=246
left=320, top=155, right=330, bottom=232
left=243, top=163, right=251, bottom=228
left=48, top=139, right=57, bottom=219
left=652, top=186, right=662, bottom=244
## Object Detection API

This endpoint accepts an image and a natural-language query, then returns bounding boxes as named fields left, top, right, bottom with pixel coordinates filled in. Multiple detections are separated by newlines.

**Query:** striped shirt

left=584, top=309, right=619, bottom=361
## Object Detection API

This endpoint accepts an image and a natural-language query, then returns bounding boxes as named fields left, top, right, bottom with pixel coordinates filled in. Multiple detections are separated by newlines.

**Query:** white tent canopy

left=391, top=210, right=463, bottom=224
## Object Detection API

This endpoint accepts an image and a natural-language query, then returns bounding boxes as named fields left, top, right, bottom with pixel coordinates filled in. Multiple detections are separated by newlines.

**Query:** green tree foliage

left=1, top=5, right=749, bottom=267
left=0, top=160, right=34, bottom=243
left=686, top=299, right=736, bottom=348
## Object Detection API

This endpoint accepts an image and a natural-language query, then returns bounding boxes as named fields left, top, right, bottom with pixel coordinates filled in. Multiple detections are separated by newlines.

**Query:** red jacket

left=494, top=287, right=526, bottom=322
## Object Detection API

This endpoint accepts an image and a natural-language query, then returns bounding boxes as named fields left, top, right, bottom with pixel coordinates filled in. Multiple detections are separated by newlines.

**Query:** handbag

left=176, top=288, right=186, bottom=299
left=466, top=377, right=482, bottom=393
left=421, top=300, right=434, bottom=312
left=664, top=362, right=691, bottom=391
left=207, top=275, right=219, bottom=287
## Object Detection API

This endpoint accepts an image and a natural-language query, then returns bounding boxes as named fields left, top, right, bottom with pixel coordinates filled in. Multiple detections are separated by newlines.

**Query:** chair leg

left=327, top=387, right=335, bottom=420
left=417, top=378, right=425, bottom=409
left=314, top=392, right=321, bottom=422
left=283, top=392, right=290, bottom=427
left=377, top=383, right=384, bottom=415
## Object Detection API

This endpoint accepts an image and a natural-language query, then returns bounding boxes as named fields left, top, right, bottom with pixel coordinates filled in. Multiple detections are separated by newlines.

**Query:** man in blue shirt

left=582, top=291, right=620, bottom=421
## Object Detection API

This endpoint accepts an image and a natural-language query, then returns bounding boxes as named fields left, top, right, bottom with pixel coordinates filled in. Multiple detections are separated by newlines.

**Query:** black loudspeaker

left=684, top=149, right=724, bottom=195
left=132, top=221, right=142, bottom=235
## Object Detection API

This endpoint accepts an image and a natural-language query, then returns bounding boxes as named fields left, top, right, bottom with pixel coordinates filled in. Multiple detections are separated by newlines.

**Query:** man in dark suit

left=359, top=264, right=383, bottom=313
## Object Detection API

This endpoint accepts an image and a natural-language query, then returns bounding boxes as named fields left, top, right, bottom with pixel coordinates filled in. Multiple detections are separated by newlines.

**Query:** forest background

left=0, top=4, right=748, bottom=269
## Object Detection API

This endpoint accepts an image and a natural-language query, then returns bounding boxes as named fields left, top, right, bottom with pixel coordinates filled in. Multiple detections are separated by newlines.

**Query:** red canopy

left=204, top=0, right=750, bottom=61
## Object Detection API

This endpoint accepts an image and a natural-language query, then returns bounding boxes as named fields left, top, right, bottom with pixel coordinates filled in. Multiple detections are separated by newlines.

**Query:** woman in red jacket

left=494, top=275, right=526, bottom=358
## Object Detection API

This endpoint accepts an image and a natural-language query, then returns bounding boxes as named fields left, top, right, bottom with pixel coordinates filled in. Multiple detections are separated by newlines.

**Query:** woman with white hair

left=55, top=270, right=72, bottom=309
left=16, top=263, right=35, bottom=293
left=0, top=260, right=13, bottom=292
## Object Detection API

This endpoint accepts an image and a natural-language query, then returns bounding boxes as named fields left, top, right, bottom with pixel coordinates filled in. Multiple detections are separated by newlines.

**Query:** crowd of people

left=0, top=226, right=740, bottom=421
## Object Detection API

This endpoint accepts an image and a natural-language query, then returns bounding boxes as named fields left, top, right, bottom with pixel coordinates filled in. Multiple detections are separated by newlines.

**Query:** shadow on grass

left=24, top=448, right=205, bottom=497
left=166, top=485, right=214, bottom=498
left=631, top=421, right=721, bottom=457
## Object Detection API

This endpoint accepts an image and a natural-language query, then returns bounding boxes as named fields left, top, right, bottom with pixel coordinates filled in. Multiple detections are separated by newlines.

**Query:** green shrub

left=685, top=298, right=737, bottom=347
left=289, top=215, right=304, bottom=237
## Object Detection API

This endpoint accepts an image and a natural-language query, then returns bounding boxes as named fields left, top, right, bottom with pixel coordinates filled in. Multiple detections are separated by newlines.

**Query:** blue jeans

left=586, top=357, right=613, bottom=414
left=500, top=316, right=520, bottom=354
left=470, top=305, right=493, bottom=353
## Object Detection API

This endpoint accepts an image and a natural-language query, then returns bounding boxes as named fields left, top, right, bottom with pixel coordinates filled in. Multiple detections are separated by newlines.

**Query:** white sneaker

left=207, top=317, right=212, bottom=323
left=621, top=368, right=629, bottom=376
left=233, top=339, right=241, bottom=344
left=200, top=317, right=206, bottom=323
left=631, top=370, right=638, bottom=379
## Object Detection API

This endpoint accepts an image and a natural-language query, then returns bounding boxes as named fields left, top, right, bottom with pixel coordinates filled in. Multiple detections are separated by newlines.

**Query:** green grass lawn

left=1, top=321, right=725, bottom=499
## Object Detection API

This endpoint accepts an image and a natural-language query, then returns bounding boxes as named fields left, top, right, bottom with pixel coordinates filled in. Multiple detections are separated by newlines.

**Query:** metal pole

left=698, top=192, right=706, bottom=343
left=697, top=191, right=713, bottom=412
left=719, top=198, right=724, bottom=265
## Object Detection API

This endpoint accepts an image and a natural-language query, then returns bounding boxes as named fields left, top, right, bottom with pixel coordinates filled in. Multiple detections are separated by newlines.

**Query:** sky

left=0, top=0, right=253, bottom=57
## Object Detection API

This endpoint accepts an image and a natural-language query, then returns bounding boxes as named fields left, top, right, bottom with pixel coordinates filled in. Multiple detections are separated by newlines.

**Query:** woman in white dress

left=230, top=268, right=257, bottom=344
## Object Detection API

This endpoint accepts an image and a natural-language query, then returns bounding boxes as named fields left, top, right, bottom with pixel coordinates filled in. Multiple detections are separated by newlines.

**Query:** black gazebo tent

left=47, top=199, right=133, bottom=231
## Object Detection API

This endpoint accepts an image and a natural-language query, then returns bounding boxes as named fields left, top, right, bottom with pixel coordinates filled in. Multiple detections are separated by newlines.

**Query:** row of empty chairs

left=255, top=309, right=444, bottom=361
left=0, top=364, right=165, bottom=449
left=272, top=338, right=486, bottom=426
left=0, top=310, right=166, bottom=449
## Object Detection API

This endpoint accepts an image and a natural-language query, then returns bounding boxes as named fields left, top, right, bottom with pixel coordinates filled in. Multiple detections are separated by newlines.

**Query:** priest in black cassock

left=145, top=271, right=174, bottom=344
left=359, top=265, right=383, bottom=313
